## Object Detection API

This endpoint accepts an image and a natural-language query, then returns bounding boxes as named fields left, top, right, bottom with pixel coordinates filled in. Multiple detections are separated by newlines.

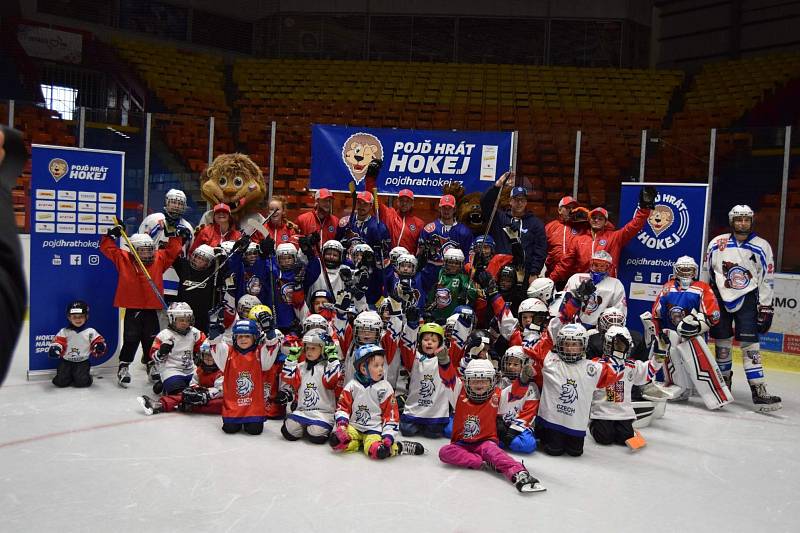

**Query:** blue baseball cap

left=510, top=186, right=528, bottom=198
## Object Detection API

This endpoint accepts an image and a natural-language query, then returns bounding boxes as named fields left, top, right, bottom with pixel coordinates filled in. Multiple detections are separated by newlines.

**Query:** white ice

left=2, top=324, right=799, bottom=533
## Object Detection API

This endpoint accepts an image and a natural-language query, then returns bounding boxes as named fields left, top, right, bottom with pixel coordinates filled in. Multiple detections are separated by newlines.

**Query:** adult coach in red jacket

left=100, top=225, right=184, bottom=387
left=544, top=196, right=585, bottom=281
left=297, top=188, right=339, bottom=246
left=378, top=188, right=424, bottom=254
left=549, top=186, right=656, bottom=283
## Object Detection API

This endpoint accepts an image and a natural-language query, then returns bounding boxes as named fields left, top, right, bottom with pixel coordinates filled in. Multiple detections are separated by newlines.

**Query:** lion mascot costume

left=442, top=181, right=511, bottom=236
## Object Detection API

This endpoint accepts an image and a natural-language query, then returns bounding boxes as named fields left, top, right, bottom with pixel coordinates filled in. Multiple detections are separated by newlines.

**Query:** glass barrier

left=783, top=126, right=800, bottom=274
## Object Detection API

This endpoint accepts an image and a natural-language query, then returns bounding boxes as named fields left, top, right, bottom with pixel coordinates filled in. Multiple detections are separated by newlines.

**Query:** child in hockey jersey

left=495, top=346, right=540, bottom=454
left=138, top=343, right=224, bottom=415
left=589, top=326, right=664, bottom=448
left=248, top=304, right=289, bottom=419
left=439, top=359, right=544, bottom=493
left=400, top=323, right=458, bottom=438
left=210, top=319, right=282, bottom=435
left=279, top=328, right=341, bottom=444
left=329, top=344, right=424, bottom=459
left=48, top=300, right=106, bottom=388
left=149, top=302, right=206, bottom=395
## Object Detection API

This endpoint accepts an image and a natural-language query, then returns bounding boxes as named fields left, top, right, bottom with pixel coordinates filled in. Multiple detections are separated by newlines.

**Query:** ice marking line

left=0, top=415, right=172, bottom=449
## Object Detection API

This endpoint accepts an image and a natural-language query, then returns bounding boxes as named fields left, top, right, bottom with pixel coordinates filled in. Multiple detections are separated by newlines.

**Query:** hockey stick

left=114, top=217, right=168, bottom=310
left=372, top=187, right=387, bottom=271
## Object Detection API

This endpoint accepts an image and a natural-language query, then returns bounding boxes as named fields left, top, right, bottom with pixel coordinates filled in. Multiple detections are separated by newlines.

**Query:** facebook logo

left=70, top=254, right=82, bottom=266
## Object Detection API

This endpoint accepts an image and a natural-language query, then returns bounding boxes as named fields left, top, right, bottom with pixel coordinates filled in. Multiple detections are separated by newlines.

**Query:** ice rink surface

left=2, top=325, right=799, bottom=533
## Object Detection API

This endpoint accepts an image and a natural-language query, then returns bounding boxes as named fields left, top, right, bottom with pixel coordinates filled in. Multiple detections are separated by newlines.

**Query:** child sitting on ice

left=48, top=300, right=106, bottom=388
left=149, top=302, right=206, bottom=395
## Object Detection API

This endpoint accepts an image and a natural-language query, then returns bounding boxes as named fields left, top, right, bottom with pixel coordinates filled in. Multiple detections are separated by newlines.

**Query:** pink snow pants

left=439, top=440, right=525, bottom=481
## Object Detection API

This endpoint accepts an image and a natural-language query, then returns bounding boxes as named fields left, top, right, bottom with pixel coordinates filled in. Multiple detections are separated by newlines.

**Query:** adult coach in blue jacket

left=480, top=172, right=547, bottom=285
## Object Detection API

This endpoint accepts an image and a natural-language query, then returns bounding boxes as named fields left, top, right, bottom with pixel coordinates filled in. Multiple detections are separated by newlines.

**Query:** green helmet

left=418, top=322, right=445, bottom=344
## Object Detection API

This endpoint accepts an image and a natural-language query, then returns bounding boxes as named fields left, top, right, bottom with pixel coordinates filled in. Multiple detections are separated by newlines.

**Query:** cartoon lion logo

left=462, top=415, right=481, bottom=439
left=302, top=382, right=321, bottom=408
left=48, top=158, right=69, bottom=182
left=419, top=374, right=435, bottom=398
left=559, top=378, right=578, bottom=404
left=200, top=153, right=267, bottom=216
left=236, top=371, right=254, bottom=397
left=342, top=133, right=383, bottom=185
left=648, top=205, right=674, bottom=237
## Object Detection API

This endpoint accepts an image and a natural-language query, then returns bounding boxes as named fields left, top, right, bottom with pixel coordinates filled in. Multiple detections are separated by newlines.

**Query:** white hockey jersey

left=282, top=357, right=341, bottom=428
left=51, top=327, right=105, bottom=362
left=499, top=381, right=540, bottom=430
left=590, top=356, right=661, bottom=421
left=701, top=232, right=774, bottom=312
left=564, top=273, right=627, bottom=326
left=151, top=327, right=206, bottom=382
left=401, top=352, right=457, bottom=424
left=139, top=212, right=193, bottom=297
left=336, top=379, right=399, bottom=439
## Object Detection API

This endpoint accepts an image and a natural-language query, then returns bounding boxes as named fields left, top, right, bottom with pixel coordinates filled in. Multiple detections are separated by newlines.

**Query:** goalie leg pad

left=675, top=333, right=734, bottom=410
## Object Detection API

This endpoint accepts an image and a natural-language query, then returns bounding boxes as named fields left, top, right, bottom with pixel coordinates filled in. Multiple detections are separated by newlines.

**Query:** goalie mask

left=673, top=255, right=698, bottom=289
left=129, top=233, right=155, bottom=265
left=322, top=240, right=344, bottom=269
left=276, top=243, right=298, bottom=271
left=517, top=298, right=550, bottom=333
left=589, top=250, right=613, bottom=285
left=164, top=189, right=187, bottom=220
left=603, top=325, right=633, bottom=359
left=464, top=359, right=496, bottom=403
left=167, top=302, right=194, bottom=334
left=555, top=323, right=588, bottom=364
left=598, top=306, right=625, bottom=334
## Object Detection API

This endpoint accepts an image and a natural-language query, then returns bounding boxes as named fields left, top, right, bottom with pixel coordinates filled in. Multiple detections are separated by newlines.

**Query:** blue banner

left=29, top=145, right=124, bottom=373
left=617, top=182, right=709, bottom=334
left=310, top=124, right=514, bottom=197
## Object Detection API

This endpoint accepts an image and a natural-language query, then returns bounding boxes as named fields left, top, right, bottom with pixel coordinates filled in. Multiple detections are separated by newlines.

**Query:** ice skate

left=137, top=395, right=163, bottom=415
left=751, top=383, right=782, bottom=412
left=396, top=440, right=425, bottom=455
left=512, top=470, right=546, bottom=493
left=117, top=364, right=131, bottom=388
left=146, top=361, right=160, bottom=383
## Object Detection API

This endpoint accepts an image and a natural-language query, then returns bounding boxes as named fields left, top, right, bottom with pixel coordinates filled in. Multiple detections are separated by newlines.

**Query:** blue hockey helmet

left=353, top=343, right=385, bottom=386
left=471, top=235, right=495, bottom=252
left=232, top=319, right=259, bottom=337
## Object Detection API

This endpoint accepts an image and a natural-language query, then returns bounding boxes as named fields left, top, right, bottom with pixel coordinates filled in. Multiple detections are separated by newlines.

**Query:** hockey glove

left=155, top=341, right=173, bottom=363
left=48, top=345, right=62, bottom=359
left=175, top=224, right=192, bottom=243
left=368, top=435, right=394, bottom=460
left=298, top=235, right=313, bottom=256
left=639, top=185, right=658, bottom=210
left=286, top=346, right=302, bottom=363
left=181, top=387, right=211, bottom=406
left=476, top=270, right=498, bottom=298
left=91, top=341, right=107, bottom=358
left=259, top=235, right=275, bottom=257
left=757, top=305, right=774, bottom=334
left=436, top=346, right=450, bottom=366
left=574, top=278, right=596, bottom=303
left=405, top=306, right=421, bottom=325
left=329, top=423, right=352, bottom=451
left=338, top=265, right=353, bottom=284
left=325, top=344, right=339, bottom=362
left=519, top=362, right=535, bottom=385
left=106, top=225, right=123, bottom=239
left=360, top=250, right=375, bottom=269
left=559, top=291, right=582, bottom=323
left=233, top=234, right=251, bottom=254
left=503, top=219, right=521, bottom=243
left=677, top=310, right=709, bottom=338
left=255, top=310, right=274, bottom=332
left=274, top=389, right=294, bottom=405
left=458, top=307, right=475, bottom=329
left=366, top=158, right=383, bottom=179
left=308, top=232, right=321, bottom=248
left=652, top=331, right=670, bottom=363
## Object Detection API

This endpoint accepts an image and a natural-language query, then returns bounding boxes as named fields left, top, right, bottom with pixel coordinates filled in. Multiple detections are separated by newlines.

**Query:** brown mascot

left=442, top=182, right=511, bottom=236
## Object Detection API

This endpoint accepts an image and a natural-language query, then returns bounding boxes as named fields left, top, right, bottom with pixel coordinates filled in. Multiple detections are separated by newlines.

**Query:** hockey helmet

left=232, top=319, right=259, bottom=338
left=167, top=301, right=194, bottom=334
left=237, top=294, right=261, bottom=318
left=498, top=265, right=516, bottom=291
left=302, top=328, right=330, bottom=347
left=517, top=298, right=550, bottom=332
left=501, top=346, right=527, bottom=381
left=590, top=250, right=613, bottom=285
left=353, top=343, right=385, bottom=386
left=354, top=311, right=383, bottom=344
left=418, top=322, right=445, bottom=346
left=389, top=246, right=409, bottom=268
left=190, top=244, right=215, bottom=271
left=527, top=277, right=555, bottom=304
left=303, top=313, right=329, bottom=333
left=603, top=325, right=633, bottom=359
left=129, top=233, right=155, bottom=265
left=598, top=306, right=625, bottom=334
left=164, top=189, right=187, bottom=219
left=66, top=300, right=89, bottom=318
left=322, top=240, right=344, bottom=268
left=555, top=323, right=589, bottom=364
left=276, top=243, right=298, bottom=270
left=443, top=248, right=465, bottom=274
left=673, top=255, right=698, bottom=289
left=396, top=253, right=417, bottom=278
left=464, top=359, right=496, bottom=403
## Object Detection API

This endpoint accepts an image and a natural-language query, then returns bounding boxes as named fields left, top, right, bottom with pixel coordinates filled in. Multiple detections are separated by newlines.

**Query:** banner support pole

left=638, top=129, right=647, bottom=182
left=573, top=130, right=581, bottom=198
left=8, top=99, right=14, bottom=127
left=78, top=107, right=85, bottom=148
left=207, top=116, right=215, bottom=165
left=701, top=128, right=717, bottom=255
left=268, top=121, right=276, bottom=199
left=143, top=112, right=152, bottom=220
left=511, top=130, right=519, bottom=185
left=778, top=125, right=791, bottom=272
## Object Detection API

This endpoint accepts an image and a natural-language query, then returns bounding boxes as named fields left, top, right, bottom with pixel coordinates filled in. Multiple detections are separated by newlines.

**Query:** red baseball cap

left=315, top=188, right=333, bottom=200
left=398, top=189, right=414, bottom=199
left=439, top=194, right=456, bottom=208
left=213, top=203, right=231, bottom=214
left=356, top=191, right=374, bottom=204
left=590, top=207, right=609, bottom=218
left=559, top=196, right=577, bottom=208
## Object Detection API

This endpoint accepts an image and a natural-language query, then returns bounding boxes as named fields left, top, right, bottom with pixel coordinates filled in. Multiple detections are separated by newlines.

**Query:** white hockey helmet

left=464, top=359, right=497, bottom=403
left=598, top=306, right=625, bottom=334
left=396, top=253, right=418, bottom=277
left=303, top=313, right=329, bottom=333
left=673, top=255, right=698, bottom=289
left=354, top=310, right=383, bottom=345
left=167, top=301, right=194, bottom=333
left=351, top=242, right=373, bottom=264
left=164, top=189, right=187, bottom=219
left=603, top=325, right=633, bottom=359
left=555, top=323, right=589, bottom=364
left=517, top=297, right=550, bottom=332
left=276, top=243, right=298, bottom=270
left=728, top=204, right=754, bottom=224
left=190, top=244, right=215, bottom=271
left=527, top=277, right=555, bottom=304
left=443, top=247, right=465, bottom=273
left=302, top=328, right=329, bottom=347
left=128, top=233, right=155, bottom=265
left=321, top=239, right=344, bottom=268
left=389, top=246, right=409, bottom=267
left=237, top=294, right=261, bottom=318
left=501, top=345, right=527, bottom=381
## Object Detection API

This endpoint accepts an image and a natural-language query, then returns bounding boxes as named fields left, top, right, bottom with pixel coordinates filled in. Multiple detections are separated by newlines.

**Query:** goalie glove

left=48, top=344, right=63, bottom=359
left=652, top=331, right=670, bottom=363
left=676, top=309, right=710, bottom=338
left=154, top=341, right=173, bottom=363
left=573, top=278, right=596, bottom=303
